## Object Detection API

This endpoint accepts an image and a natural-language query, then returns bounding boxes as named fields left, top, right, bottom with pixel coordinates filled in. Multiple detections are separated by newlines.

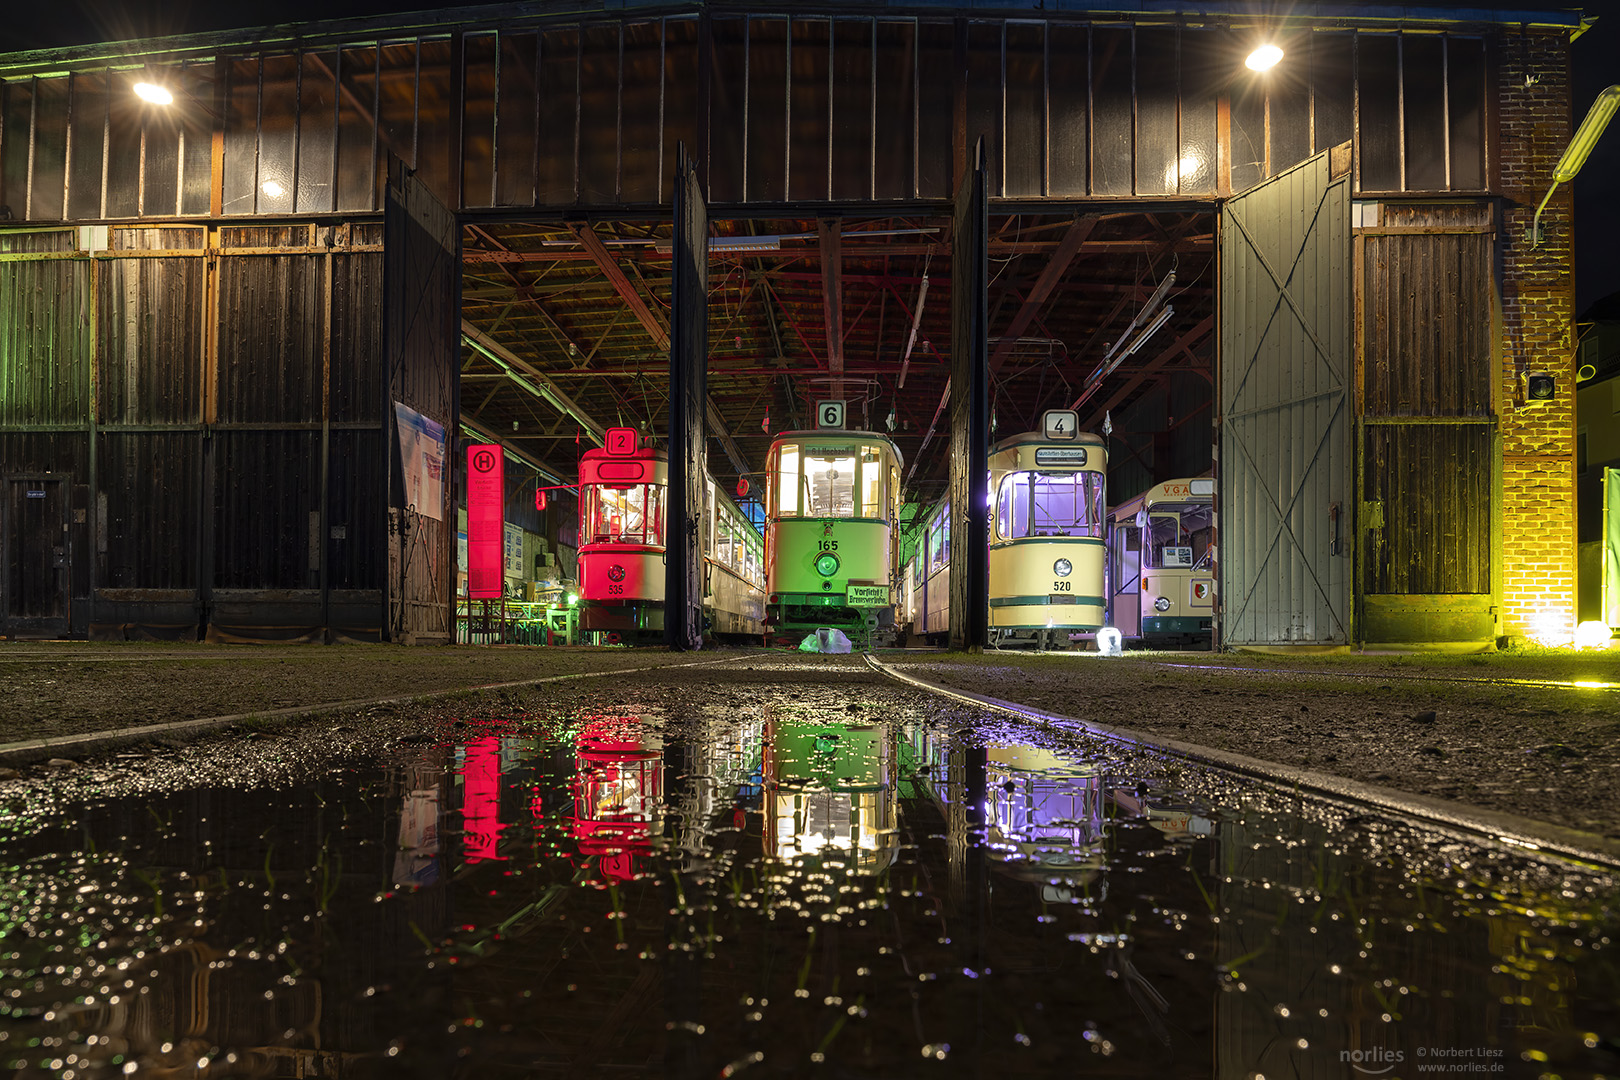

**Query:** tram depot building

left=0, top=1, right=1592, bottom=650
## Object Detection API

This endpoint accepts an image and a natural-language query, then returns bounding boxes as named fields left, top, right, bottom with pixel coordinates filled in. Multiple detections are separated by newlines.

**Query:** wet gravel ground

left=3, top=640, right=1619, bottom=840
left=888, top=649, right=1620, bottom=841
left=0, top=657, right=1617, bottom=1078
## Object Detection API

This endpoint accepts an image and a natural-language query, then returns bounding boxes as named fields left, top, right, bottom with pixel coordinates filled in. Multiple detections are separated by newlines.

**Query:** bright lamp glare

left=133, top=82, right=173, bottom=105
left=1574, top=620, right=1613, bottom=649
left=261, top=179, right=286, bottom=198
left=1246, top=44, right=1284, bottom=71
left=1096, top=627, right=1123, bottom=657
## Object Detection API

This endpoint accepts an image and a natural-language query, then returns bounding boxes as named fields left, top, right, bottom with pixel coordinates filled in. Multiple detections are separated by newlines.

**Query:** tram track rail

left=864, top=652, right=1620, bottom=872
left=0, top=654, right=753, bottom=766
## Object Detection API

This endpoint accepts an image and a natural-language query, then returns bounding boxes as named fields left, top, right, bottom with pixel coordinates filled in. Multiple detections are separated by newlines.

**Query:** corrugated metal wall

left=1218, top=151, right=1352, bottom=646
left=1357, top=206, right=1496, bottom=642
left=1, top=21, right=1497, bottom=221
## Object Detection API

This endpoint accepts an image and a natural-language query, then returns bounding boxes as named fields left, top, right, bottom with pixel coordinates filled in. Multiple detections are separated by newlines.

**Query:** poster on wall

left=467, top=444, right=505, bottom=599
left=394, top=401, right=446, bottom=520
left=504, top=523, right=524, bottom=580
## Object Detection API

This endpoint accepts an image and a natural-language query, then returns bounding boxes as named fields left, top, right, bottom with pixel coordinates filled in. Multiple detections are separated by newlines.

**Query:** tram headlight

left=607, top=565, right=626, bottom=582
left=1153, top=596, right=1171, bottom=612
left=1052, top=558, right=1072, bottom=578
left=814, top=552, right=841, bottom=577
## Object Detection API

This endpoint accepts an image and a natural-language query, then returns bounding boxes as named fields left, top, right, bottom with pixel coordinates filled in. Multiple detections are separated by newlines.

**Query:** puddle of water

left=1, top=689, right=1617, bottom=1079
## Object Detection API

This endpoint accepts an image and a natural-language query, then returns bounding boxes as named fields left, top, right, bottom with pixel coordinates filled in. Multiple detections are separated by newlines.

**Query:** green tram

left=762, top=428, right=904, bottom=648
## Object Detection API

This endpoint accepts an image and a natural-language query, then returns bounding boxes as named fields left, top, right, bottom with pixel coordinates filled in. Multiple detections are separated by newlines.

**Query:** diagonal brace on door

left=1224, top=395, right=1349, bottom=639
left=1223, top=181, right=1346, bottom=416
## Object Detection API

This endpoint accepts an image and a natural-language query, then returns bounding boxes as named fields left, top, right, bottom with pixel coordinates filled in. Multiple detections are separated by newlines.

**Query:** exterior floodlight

left=1246, top=44, right=1283, bottom=71
left=1531, top=84, right=1620, bottom=247
left=133, top=82, right=173, bottom=105
left=1575, top=620, right=1613, bottom=648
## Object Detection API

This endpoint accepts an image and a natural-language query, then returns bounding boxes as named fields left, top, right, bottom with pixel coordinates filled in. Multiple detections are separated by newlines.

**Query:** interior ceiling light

left=133, top=82, right=173, bottom=105
left=1246, top=44, right=1284, bottom=71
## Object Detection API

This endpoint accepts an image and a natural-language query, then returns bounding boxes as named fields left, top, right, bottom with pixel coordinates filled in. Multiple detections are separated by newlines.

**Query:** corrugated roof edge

left=0, top=0, right=1584, bottom=73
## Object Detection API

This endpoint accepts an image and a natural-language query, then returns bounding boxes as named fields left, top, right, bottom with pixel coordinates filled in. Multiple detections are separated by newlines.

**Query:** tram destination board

left=847, top=584, right=889, bottom=606
left=1034, top=447, right=1087, bottom=465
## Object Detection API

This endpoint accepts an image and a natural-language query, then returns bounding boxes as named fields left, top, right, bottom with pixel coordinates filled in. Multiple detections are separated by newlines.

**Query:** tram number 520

left=1052, top=580, right=1071, bottom=592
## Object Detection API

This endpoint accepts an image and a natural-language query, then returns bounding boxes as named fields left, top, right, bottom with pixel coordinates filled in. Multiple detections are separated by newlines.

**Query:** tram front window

left=997, top=472, right=1105, bottom=539
left=586, top=484, right=665, bottom=544
left=1144, top=504, right=1212, bottom=568
left=803, top=453, right=857, bottom=517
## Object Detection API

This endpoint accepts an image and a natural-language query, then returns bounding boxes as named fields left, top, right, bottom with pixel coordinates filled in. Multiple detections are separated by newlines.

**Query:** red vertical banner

left=467, top=444, right=505, bottom=599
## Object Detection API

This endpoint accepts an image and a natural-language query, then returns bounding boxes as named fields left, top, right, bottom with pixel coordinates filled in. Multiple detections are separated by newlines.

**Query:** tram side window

left=716, top=513, right=732, bottom=568
left=804, top=453, right=857, bottom=517
left=859, top=446, right=883, bottom=519
left=777, top=446, right=800, bottom=516
left=647, top=486, right=665, bottom=545
left=996, top=474, right=1031, bottom=539
left=929, top=508, right=951, bottom=572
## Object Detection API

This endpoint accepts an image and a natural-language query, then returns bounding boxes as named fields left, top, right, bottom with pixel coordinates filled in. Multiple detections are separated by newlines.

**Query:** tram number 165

left=819, top=540, right=839, bottom=551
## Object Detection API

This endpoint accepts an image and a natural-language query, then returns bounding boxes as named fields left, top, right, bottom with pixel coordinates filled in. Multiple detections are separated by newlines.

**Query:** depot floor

left=2, top=639, right=1618, bottom=841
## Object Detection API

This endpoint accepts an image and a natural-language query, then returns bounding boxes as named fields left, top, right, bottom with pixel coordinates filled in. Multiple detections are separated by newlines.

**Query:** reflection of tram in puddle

left=1109, top=786, right=1213, bottom=841
left=570, top=716, right=664, bottom=884
left=983, top=746, right=1107, bottom=901
left=764, top=716, right=898, bottom=875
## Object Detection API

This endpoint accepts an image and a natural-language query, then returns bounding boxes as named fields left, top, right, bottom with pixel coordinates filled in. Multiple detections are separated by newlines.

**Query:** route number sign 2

left=818, top=401, right=846, bottom=429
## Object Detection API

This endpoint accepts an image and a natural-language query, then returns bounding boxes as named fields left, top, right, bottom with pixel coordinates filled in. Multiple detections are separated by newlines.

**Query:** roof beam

left=572, top=223, right=671, bottom=350
left=458, top=417, right=572, bottom=486
left=988, top=215, right=1098, bottom=375
left=1078, top=315, right=1214, bottom=431
left=461, top=321, right=608, bottom=445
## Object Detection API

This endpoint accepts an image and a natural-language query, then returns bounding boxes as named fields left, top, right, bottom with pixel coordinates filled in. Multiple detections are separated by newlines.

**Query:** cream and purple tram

left=903, top=426, right=1107, bottom=648
left=986, top=429, right=1108, bottom=646
left=762, top=426, right=903, bottom=647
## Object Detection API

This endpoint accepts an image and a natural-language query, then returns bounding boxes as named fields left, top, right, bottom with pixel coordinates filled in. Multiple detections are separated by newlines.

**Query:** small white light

left=133, top=82, right=173, bottom=105
left=1154, top=596, right=1171, bottom=612
left=262, top=179, right=286, bottom=198
left=1246, top=44, right=1284, bottom=71
left=1053, top=558, right=1072, bottom=578
left=1097, top=627, right=1123, bottom=656
left=1574, top=620, right=1612, bottom=649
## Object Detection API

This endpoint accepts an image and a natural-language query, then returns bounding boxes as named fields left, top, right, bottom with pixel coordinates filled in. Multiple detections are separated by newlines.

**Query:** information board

left=467, top=444, right=505, bottom=599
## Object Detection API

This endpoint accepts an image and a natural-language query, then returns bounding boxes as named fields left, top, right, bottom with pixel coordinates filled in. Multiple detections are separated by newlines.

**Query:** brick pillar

left=1496, top=31, right=1577, bottom=646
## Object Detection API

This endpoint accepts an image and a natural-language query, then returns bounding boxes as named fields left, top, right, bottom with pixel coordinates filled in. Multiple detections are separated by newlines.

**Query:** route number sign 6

left=818, top=401, right=846, bottom=429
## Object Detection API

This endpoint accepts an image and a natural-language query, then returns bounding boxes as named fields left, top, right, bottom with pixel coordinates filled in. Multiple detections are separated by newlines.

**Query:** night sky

left=5, top=0, right=1620, bottom=313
